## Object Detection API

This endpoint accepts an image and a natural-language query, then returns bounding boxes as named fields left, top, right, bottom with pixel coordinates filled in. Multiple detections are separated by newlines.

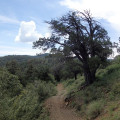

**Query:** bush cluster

left=0, top=68, right=56, bottom=120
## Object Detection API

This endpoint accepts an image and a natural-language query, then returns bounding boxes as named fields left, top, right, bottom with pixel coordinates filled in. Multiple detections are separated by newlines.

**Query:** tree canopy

left=33, top=10, right=112, bottom=85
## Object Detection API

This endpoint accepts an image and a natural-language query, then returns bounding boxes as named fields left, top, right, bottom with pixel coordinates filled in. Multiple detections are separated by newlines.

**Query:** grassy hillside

left=63, top=57, right=120, bottom=120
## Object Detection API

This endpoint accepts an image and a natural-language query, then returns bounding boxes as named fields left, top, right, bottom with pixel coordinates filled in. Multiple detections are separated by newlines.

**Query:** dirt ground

left=45, top=84, right=81, bottom=120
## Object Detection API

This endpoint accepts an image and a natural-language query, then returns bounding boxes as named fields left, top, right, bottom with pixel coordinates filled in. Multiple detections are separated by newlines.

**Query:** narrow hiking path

left=45, top=84, right=81, bottom=120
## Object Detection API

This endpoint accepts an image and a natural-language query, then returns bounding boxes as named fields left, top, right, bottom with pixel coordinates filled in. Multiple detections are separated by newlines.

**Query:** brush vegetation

left=63, top=56, right=120, bottom=120
left=0, top=63, right=56, bottom=120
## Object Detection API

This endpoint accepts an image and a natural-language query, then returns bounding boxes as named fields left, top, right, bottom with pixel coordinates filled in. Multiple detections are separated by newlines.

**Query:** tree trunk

left=91, top=71, right=96, bottom=82
left=55, top=74, right=60, bottom=82
left=83, top=63, right=95, bottom=85
left=74, top=72, right=77, bottom=80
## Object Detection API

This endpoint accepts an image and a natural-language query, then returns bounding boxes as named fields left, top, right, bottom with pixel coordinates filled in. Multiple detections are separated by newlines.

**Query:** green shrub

left=0, top=68, right=56, bottom=120
left=0, top=69, right=23, bottom=120
left=0, top=69, right=22, bottom=97
left=86, top=100, right=104, bottom=120
left=8, top=81, right=56, bottom=120
left=106, top=64, right=120, bottom=74
left=113, top=55, right=120, bottom=64
left=9, top=85, right=45, bottom=120
left=112, top=83, right=120, bottom=95
left=36, top=81, right=57, bottom=102
left=0, top=96, right=10, bottom=120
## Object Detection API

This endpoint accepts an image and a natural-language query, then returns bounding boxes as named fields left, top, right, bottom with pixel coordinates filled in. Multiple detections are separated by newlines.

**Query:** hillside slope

left=63, top=57, right=120, bottom=120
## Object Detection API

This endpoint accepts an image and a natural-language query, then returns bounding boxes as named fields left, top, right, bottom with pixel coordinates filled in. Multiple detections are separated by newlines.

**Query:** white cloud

left=45, top=32, right=51, bottom=38
left=0, top=15, right=19, bottom=24
left=109, top=48, right=120, bottom=59
left=60, top=0, right=120, bottom=32
left=15, top=21, right=43, bottom=43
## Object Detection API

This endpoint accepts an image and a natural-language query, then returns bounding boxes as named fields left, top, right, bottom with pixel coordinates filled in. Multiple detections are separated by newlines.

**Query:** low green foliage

left=0, top=68, right=56, bottom=120
left=63, top=57, right=120, bottom=119
left=8, top=81, right=56, bottom=120
left=37, top=81, right=57, bottom=102
left=0, top=68, right=22, bottom=97
left=86, top=100, right=104, bottom=120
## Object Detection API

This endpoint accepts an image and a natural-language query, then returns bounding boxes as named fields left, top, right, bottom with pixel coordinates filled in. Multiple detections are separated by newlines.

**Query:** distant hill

left=0, top=53, right=49, bottom=66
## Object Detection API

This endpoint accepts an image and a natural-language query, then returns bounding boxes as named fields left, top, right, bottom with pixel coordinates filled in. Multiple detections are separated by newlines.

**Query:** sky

left=0, top=0, right=120, bottom=57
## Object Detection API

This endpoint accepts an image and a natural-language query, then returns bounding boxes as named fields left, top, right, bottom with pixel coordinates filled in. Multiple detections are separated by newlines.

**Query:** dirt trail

left=45, top=84, right=81, bottom=120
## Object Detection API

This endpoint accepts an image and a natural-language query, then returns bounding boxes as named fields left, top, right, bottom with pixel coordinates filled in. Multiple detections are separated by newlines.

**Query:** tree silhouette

left=33, top=10, right=112, bottom=85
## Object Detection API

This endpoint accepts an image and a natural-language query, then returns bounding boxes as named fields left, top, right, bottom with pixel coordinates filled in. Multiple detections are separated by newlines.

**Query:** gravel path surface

left=45, top=84, right=81, bottom=120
